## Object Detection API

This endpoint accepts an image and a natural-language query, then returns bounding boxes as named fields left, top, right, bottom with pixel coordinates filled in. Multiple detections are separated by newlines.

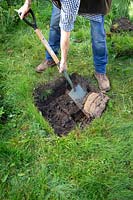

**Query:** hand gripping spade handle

left=17, top=8, right=74, bottom=90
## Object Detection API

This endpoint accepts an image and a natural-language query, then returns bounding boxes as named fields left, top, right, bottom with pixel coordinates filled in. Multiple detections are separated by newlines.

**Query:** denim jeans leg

left=46, top=4, right=61, bottom=61
left=90, top=17, right=108, bottom=74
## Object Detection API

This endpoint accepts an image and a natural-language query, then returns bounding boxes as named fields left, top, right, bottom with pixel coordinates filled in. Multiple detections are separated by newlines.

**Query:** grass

left=0, top=1, right=133, bottom=200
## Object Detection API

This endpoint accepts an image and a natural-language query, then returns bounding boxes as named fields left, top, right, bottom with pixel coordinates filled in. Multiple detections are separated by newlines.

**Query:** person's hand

left=17, top=3, right=30, bottom=19
left=59, top=61, right=67, bottom=73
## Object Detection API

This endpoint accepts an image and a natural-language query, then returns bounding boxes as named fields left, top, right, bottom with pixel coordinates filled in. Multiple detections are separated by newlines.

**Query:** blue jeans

left=46, top=5, right=60, bottom=60
left=46, top=5, right=108, bottom=74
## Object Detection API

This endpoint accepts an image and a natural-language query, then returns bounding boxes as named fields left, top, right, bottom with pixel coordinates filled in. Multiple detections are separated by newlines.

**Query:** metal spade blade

left=68, top=84, right=87, bottom=108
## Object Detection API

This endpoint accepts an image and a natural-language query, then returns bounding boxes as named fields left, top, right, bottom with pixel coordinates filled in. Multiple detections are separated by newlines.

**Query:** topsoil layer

left=34, top=73, right=107, bottom=136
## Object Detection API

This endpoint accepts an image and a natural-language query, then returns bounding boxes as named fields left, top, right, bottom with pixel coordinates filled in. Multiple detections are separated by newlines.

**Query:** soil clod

left=111, top=17, right=133, bottom=32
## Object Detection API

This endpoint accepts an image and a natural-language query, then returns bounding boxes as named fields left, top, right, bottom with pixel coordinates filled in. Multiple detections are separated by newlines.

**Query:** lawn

left=0, top=1, right=133, bottom=200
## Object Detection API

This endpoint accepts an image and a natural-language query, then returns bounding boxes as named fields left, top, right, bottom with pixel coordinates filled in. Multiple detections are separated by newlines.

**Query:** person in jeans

left=18, top=0, right=112, bottom=92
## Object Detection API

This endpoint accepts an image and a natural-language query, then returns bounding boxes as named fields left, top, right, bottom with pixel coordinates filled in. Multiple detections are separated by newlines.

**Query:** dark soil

left=110, top=17, right=133, bottom=32
left=33, top=73, right=106, bottom=136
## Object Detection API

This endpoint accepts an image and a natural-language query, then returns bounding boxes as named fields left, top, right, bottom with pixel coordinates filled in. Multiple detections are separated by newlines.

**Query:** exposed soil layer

left=33, top=73, right=107, bottom=136
left=110, top=17, right=133, bottom=32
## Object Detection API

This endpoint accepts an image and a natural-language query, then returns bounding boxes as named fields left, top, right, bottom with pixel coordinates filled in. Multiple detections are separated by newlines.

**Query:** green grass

left=0, top=2, right=133, bottom=200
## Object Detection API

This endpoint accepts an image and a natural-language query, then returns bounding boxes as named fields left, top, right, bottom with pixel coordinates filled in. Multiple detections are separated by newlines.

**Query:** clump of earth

left=110, top=17, right=133, bottom=32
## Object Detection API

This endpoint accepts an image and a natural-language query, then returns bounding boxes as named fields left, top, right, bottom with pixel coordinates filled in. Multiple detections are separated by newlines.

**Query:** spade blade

left=68, top=84, right=87, bottom=107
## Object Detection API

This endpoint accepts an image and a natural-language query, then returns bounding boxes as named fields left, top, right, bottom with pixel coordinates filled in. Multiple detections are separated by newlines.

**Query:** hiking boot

left=94, top=72, right=110, bottom=92
left=35, top=59, right=56, bottom=73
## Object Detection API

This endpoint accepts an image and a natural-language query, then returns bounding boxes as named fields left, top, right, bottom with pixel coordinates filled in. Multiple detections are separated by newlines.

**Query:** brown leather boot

left=35, top=60, right=56, bottom=73
left=94, top=72, right=110, bottom=92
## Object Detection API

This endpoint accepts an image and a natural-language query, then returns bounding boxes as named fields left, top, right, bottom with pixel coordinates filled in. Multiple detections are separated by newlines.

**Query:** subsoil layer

left=33, top=73, right=106, bottom=136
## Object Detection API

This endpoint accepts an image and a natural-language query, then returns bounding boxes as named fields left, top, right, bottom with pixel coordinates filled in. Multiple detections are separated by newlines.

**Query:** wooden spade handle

left=35, top=28, right=74, bottom=89
left=18, top=8, right=75, bottom=90
left=35, top=28, right=60, bottom=67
